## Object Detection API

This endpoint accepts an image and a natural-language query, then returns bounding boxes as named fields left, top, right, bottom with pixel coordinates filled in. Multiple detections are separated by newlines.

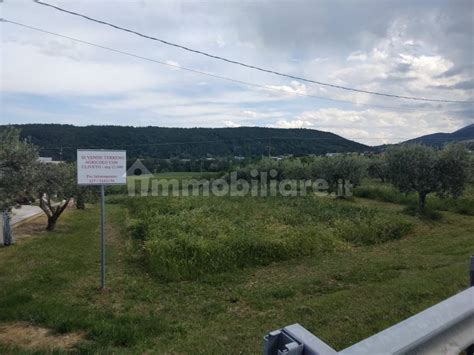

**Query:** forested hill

left=6, top=124, right=368, bottom=160
left=403, top=124, right=474, bottom=147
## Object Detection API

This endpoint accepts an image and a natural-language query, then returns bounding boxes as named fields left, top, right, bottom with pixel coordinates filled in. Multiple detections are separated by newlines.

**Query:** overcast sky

left=1, top=0, right=473, bottom=145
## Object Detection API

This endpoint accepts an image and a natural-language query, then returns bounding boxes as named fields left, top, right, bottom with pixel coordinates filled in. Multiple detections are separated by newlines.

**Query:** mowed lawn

left=0, top=197, right=473, bottom=353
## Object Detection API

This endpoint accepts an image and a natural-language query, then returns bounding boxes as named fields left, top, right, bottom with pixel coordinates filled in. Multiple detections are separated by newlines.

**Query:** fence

left=263, top=256, right=474, bottom=355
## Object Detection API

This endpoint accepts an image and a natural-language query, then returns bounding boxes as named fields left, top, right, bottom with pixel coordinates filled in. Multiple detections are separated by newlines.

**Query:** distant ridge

left=403, top=124, right=474, bottom=147
left=3, top=124, right=369, bottom=160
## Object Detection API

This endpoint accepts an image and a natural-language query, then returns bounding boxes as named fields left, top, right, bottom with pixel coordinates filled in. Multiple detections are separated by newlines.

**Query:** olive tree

left=0, top=127, right=38, bottom=212
left=386, top=144, right=470, bottom=212
left=0, top=128, right=38, bottom=244
left=436, top=144, right=471, bottom=198
left=368, top=157, right=390, bottom=182
left=313, top=156, right=367, bottom=188
left=35, top=163, right=76, bottom=231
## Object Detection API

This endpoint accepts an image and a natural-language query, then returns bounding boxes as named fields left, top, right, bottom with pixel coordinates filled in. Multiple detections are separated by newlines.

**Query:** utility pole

left=268, top=137, right=271, bottom=158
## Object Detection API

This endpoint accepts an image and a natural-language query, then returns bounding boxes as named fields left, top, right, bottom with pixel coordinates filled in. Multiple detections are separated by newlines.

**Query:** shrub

left=233, top=156, right=368, bottom=194
left=334, top=214, right=413, bottom=245
left=124, top=196, right=414, bottom=280
left=402, top=205, right=442, bottom=220
left=354, top=185, right=415, bottom=205
left=128, top=219, right=148, bottom=240
left=354, top=184, right=474, bottom=216
left=143, top=228, right=340, bottom=281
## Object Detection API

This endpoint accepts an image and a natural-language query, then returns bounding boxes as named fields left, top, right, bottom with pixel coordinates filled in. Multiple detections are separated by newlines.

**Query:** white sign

left=77, top=150, right=126, bottom=185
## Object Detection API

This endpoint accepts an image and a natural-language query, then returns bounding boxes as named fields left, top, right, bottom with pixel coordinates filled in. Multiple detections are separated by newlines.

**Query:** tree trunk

left=40, top=196, right=71, bottom=231
left=418, top=191, right=427, bottom=212
left=46, top=216, right=56, bottom=231
left=76, top=195, right=85, bottom=210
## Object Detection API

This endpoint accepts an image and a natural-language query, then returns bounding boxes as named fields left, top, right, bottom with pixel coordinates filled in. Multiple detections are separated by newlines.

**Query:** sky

left=1, top=0, right=473, bottom=145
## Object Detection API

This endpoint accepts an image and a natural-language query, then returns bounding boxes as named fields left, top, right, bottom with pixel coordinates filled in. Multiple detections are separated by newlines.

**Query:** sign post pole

left=100, top=184, right=106, bottom=289
left=76, top=149, right=126, bottom=291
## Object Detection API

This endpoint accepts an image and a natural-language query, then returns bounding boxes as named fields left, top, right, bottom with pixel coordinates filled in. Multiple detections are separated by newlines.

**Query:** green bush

left=334, top=214, right=413, bottom=245
left=402, top=205, right=442, bottom=221
left=124, top=196, right=414, bottom=280
left=354, top=185, right=415, bottom=204
left=127, top=219, right=148, bottom=240
left=354, top=183, right=474, bottom=216
left=233, top=156, right=368, bottom=190
left=143, top=229, right=340, bottom=281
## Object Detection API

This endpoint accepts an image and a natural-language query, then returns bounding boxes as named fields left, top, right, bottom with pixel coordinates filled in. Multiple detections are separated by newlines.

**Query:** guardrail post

left=470, top=255, right=474, bottom=287
left=466, top=255, right=474, bottom=355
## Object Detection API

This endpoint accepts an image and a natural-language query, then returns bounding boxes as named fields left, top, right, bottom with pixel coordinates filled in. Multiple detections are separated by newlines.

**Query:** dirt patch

left=0, top=322, right=84, bottom=352
left=12, top=214, right=48, bottom=238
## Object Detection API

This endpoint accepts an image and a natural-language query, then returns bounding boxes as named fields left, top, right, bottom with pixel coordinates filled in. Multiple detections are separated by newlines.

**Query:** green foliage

left=35, top=163, right=78, bottom=230
left=312, top=155, right=367, bottom=187
left=35, top=163, right=76, bottom=202
left=402, top=205, right=442, bottom=220
left=367, top=158, right=390, bottom=182
left=436, top=144, right=471, bottom=198
left=235, top=156, right=367, bottom=192
left=334, top=214, right=413, bottom=245
left=354, top=182, right=418, bottom=206
left=386, top=144, right=471, bottom=211
left=0, top=127, right=38, bottom=211
left=386, top=144, right=438, bottom=196
left=354, top=181, right=474, bottom=215
left=10, top=124, right=368, bottom=162
left=74, top=185, right=99, bottom=208
left=124, top=196, right=412, bottom=280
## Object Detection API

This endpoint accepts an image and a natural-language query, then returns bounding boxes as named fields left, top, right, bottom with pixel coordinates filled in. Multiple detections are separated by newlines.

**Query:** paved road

left=11, top=205, right=44, bottom=226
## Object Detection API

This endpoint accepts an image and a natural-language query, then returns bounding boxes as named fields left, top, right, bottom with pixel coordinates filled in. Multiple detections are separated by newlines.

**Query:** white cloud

left=224, top=120, right=240, bottom=127
left=272, top=119, right=313, bottom=129
left=2, top=42, right=159, bottom=95
left=285, top=107, right=467, bottom=145
left=264, top=81, right=307, bottom=97
left=242, top=110, right=260, bottom=118
left=165, top=60, right=181, bottom=70
left=347, top=51, right=367, bottom=61
left=329, top=20, right=471, bottom=104
left=216, top=35, right=227, bottom=48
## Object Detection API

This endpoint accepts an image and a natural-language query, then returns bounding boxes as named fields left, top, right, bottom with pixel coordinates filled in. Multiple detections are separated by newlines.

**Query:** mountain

left=403, top=124, right=474, bottom=147
left=5, top=124, right=369, bottom=161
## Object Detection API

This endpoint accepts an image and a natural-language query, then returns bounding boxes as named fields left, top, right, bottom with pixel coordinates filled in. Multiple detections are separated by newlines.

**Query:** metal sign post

left=100, top=185, right=106, bottom=289
left=76, top=149, right=126, bottom=290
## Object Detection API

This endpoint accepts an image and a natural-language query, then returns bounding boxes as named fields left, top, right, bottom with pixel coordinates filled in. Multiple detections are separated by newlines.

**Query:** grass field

left=354, top=178, right=474, bottom=215
left=123, top=196, right=413, bottom=280
left=0, top=192, right=473, bottom=353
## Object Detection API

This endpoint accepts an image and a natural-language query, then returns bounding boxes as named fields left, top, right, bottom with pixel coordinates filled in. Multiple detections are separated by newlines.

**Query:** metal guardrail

left=263, top=256, right=474, bottom=355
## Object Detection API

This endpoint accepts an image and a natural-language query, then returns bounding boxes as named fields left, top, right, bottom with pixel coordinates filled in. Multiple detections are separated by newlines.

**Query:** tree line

left=11, top=124, right=368, bottom=161
left=233, top=145, right=472, bottom=212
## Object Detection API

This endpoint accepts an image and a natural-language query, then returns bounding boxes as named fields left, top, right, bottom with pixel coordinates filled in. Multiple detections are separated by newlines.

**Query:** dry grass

left=0, top=322, right=84, bottom=352
left=12, top=214, right=48, bottom=239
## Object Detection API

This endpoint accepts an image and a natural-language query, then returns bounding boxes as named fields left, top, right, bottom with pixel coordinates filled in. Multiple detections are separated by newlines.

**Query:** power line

left=33, top=0, right=474, bottom=105
left=1, top=18, right=460, bottom=113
